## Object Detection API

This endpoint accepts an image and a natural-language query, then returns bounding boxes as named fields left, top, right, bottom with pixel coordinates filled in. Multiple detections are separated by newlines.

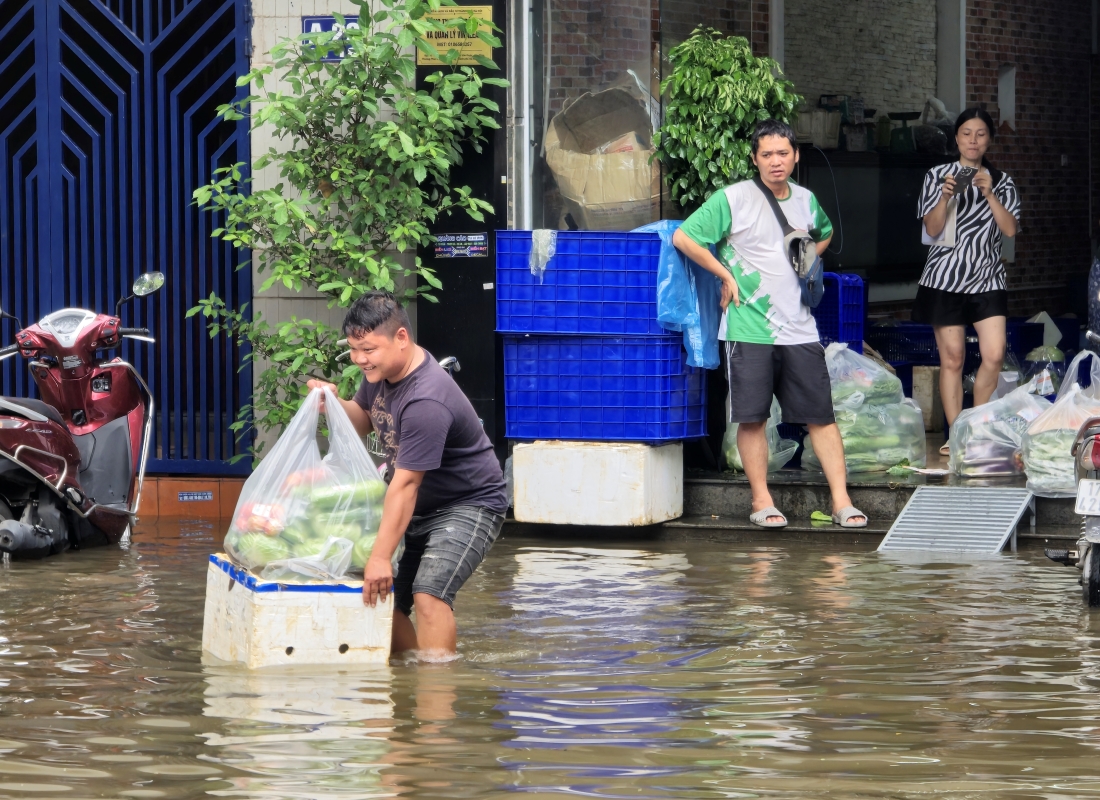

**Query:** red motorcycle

left=0, top=272, right=163, bottom=557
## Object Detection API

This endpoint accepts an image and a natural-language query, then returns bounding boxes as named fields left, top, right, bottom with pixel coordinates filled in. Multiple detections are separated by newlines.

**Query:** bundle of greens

left=1023, top=371, right=1100, bottom=494
left=802, top=344, right=925, bottom=474
left=803, top=398, right=926, bottom=473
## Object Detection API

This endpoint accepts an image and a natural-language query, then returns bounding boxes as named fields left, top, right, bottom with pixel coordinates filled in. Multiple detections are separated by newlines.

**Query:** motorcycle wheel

left=1083, top=545, right=1100, bottom=607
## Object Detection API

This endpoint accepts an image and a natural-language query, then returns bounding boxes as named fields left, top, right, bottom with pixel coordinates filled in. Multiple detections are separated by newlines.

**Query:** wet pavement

left=2, top=520, right=1100, bottom=798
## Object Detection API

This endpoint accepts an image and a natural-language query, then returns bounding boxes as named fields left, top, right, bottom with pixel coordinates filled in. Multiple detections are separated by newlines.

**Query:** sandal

left=749, top=506, right=788, bottom=528
left=831, top=506, right=868, bottom=528
left=939, top=442, right=950, bottom=456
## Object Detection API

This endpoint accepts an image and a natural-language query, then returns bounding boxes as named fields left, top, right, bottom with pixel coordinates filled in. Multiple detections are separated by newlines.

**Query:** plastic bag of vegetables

left=822, top=343, right=903, bottom=410
left=1022, top=351, right=1100, bottom=495
left=802, top=399, right=927, bottom=474
left=949, top=379, right=1051, bottom=477
left=223, top=387, right=392, bottom=580
left=723, top=395, right=798, bottom=473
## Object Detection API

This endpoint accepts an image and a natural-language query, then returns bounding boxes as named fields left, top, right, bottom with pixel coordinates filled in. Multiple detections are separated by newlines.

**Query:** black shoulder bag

left=751, top=176, right=825, bottom=309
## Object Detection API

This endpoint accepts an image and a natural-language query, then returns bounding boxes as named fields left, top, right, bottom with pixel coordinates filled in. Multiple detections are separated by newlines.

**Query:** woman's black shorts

left=912, top=286, right=1008, bottom=327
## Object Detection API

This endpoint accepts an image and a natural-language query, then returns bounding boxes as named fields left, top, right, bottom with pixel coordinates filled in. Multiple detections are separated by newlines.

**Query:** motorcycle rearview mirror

left=116, top=271, right=165, bottom=316
left=133, top=271, right=165, bottom=297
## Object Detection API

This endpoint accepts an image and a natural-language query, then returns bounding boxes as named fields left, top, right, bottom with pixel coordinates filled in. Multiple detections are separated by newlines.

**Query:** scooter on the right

left=1046, top=331, right=1100, bottom=604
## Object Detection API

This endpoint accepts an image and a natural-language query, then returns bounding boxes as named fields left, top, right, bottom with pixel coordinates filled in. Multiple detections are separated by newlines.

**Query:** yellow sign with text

left=416, top=6, right=493, bottom=66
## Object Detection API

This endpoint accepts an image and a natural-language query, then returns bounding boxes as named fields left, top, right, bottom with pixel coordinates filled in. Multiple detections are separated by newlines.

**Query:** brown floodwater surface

left=1, top=522, right=1100, bottom=798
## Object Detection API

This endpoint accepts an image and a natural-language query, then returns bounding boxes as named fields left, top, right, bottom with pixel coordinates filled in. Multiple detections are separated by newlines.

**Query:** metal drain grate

left=877, top=486, right=1035, bottom=554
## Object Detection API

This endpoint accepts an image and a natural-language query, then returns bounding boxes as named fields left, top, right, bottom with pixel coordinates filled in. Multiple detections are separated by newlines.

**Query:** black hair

left=751, top=118, right=799, bottom=155
left=954, top=107, right=996, bottom=141
left=342, top=290, right=413, bottom=340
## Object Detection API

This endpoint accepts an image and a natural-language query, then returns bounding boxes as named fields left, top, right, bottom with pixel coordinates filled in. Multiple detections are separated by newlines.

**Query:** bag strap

left=752, top=175, right=795, bottom=237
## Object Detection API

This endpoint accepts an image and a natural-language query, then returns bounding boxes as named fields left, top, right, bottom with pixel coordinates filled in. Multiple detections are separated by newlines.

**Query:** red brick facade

left=965, top=0, right=1095, bottom=316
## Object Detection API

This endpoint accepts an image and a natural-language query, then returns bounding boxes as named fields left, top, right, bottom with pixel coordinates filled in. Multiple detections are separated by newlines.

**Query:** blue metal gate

left=0, top=0, right=252, bottom=474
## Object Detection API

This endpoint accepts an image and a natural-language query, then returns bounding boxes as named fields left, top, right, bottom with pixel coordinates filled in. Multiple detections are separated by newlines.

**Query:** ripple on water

left=2, top=530, right=1100, bottom=798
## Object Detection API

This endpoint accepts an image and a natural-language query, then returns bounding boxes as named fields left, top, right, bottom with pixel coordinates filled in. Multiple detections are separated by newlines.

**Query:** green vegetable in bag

left=280, top=521, right=314, bottom=547
left=310, top=482, right=387, bottom=511
left=350, top=534, right=379, bottom=569
left=235, top=533, right=290, bottom=568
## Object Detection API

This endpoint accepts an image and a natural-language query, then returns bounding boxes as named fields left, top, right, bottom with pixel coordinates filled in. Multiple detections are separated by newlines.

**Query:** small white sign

left=483, top=282, right=494, bottom=290
left=1076, top=479, right=1100, bottom=515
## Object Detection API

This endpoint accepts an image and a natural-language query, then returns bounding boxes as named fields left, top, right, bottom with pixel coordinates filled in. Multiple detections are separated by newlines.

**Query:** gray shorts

left=393, top=505, right=504, bottom=616
left=725, top=340, right=835, bottom=425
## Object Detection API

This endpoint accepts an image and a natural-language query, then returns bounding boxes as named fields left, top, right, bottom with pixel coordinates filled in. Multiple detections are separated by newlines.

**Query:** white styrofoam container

left=512, top=441, right=682, bottom=526
left=202, top=554, right=392, bottom=669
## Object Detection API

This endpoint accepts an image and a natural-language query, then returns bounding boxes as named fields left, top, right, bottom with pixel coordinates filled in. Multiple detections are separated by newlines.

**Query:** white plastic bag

left=1022, top=351, right=1100, bottom=495
left=723, top=395, right=797, bottom=473
left=949, top=380, right=1052, bottom=477
left=223, top=387, right=393, bottom=581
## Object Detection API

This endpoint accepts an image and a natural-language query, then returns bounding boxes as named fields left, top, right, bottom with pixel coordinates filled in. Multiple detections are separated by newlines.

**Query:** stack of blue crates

left=496, top=230, right=707, bottom=442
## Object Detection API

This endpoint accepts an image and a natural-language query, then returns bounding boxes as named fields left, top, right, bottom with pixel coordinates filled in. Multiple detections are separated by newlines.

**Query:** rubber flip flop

left=939, top=443, right=950, bottom=456
left=831, top=506, right=868, bottom=528
left=749, top=506, right=788, bottom=528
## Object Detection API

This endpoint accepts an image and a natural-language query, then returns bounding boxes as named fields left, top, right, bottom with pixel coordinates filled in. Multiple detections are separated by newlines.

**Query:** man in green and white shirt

left=672, top=118, right=867, bottom=529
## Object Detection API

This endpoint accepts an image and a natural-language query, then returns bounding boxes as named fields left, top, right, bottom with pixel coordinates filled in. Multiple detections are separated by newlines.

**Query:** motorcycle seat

left=0, top=397, right=65, bottom=427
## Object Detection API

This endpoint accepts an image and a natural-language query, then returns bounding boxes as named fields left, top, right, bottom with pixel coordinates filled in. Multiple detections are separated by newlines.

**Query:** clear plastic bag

left=948, top=380, right=1052, bottom=477
left=1022, top=351, right=1100, bottom=495
left=723, top=395, right=797, bottom=473
left=223, top=387, right=393, bottom=581
left=803, top=399, right=927, bottom=473
left=799, top=344, right=921, bottom=474
left=823, top=343, right=903, bottom=410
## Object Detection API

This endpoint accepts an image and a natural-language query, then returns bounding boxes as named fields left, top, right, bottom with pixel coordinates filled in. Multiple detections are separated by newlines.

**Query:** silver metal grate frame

left=877, top=486, right=1035, bottom=554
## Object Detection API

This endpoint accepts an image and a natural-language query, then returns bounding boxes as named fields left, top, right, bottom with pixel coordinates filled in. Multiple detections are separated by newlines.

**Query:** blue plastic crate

left=813, top=272, right=863, bottom=353
left=866, top=322, right=938, bottom=364
left=868, top=320, right=1045, bottom=367
left=496, top=230, right=666, bottom=336
left=503, top=335, right=707, bottom=442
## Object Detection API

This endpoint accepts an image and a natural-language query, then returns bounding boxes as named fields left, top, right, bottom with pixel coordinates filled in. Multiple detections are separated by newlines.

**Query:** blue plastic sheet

left=633, top=220, right=722, bottom=369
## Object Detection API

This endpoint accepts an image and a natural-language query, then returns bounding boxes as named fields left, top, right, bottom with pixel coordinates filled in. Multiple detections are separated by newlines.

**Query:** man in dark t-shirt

left=308, top=291, right=507, bottom=658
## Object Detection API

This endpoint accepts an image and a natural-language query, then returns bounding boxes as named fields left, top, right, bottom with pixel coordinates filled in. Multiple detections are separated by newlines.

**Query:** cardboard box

left=545, top=87, right=660, bottom=231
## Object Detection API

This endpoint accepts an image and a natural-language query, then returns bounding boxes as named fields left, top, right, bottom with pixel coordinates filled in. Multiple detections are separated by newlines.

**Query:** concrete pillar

left=936, top=0, right=966, bottom=114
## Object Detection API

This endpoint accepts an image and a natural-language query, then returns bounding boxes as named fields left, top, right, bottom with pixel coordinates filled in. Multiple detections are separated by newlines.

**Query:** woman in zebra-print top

left=912, top=107, right=1021, bottom=455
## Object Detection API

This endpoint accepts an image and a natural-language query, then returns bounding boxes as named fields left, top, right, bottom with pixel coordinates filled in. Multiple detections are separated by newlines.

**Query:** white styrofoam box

left=512, top=441, right=683, bottom=526
left=202, top=554, right=392, bottom=669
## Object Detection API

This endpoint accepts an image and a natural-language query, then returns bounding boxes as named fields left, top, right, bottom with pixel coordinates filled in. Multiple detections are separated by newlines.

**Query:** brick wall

left=546, top=0, right=657, bottom=118
left=782, top=0, right=936, bottom=116
left=661, top=0, right=750, bottom=48
left=965, top=0, right=1094, bottom=317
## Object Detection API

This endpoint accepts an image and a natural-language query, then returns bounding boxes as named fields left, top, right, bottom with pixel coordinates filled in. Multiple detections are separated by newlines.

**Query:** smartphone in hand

left=953, top=166, right=977, bottom=192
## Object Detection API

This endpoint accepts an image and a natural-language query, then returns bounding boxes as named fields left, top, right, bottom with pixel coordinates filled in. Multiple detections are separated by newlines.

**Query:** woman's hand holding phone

left=940, top=174, right=957, bottom=202
left=972, top=169, right=993, bottom=197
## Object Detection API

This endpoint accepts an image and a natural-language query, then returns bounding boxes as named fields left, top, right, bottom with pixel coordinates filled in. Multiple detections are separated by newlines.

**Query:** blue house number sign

left=302, top=16, right=360, bottom=62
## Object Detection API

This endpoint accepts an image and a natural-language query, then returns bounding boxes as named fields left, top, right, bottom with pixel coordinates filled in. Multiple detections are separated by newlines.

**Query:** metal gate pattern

left=878, top=486, right=1035, bottom=554
left=0, top=0, right=252, bottom=474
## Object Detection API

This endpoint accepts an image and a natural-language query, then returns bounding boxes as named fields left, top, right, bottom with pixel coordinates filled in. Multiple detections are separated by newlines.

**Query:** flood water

left=3, top=523, right=1100, bottom=798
